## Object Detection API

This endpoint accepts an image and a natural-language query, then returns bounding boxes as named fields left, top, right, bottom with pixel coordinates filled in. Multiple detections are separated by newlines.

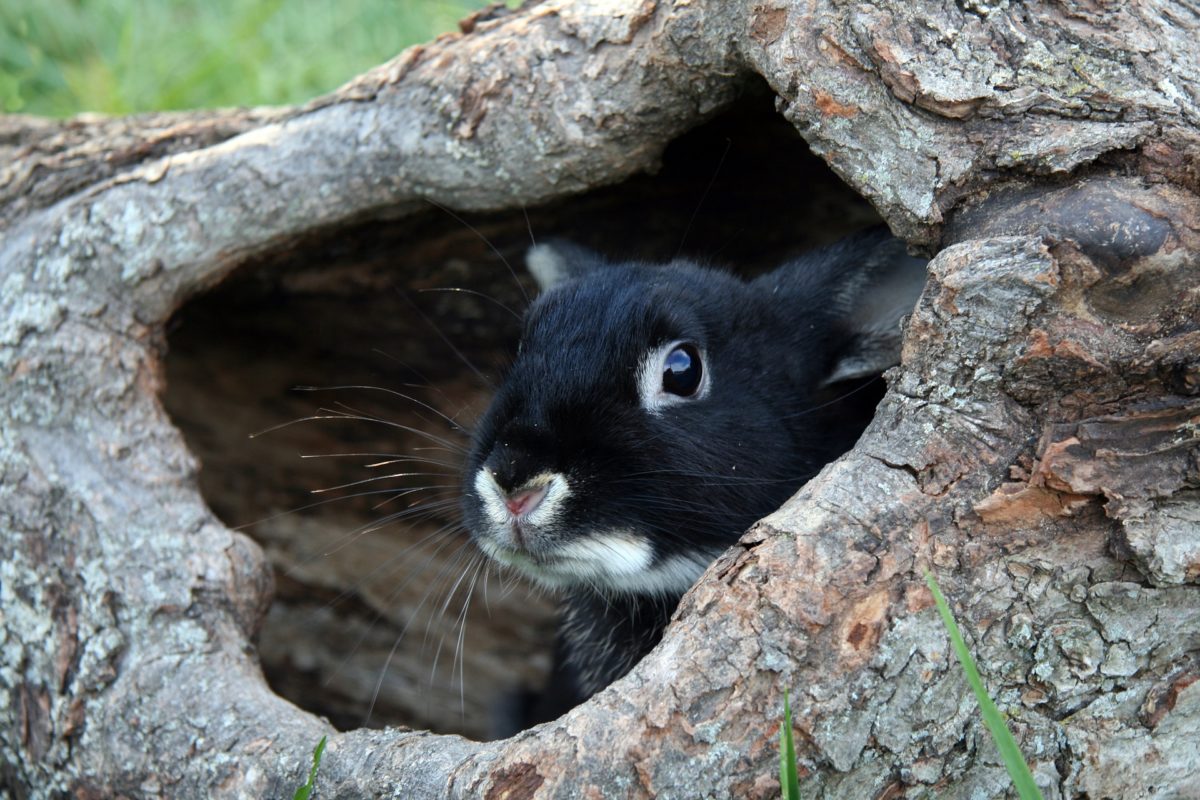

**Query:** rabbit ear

left=822, top=237, right=928, bottom=386
left=526, top=240, right=608, bottom=292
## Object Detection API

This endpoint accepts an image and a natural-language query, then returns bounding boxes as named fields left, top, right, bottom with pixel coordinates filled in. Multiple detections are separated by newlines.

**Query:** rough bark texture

left=2, top=1, right=1198, bottom=798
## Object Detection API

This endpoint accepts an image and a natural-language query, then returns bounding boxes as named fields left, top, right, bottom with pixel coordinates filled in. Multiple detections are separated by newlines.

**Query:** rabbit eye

left=662, top=344, right=703, bottom=397
left=639, top=339, right=709, bottom=413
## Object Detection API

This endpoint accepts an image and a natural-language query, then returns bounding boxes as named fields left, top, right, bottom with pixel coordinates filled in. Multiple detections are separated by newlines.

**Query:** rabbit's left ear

left=526, top=239, right=608, bottom=292
left=823, top=240, right=928, bottom=386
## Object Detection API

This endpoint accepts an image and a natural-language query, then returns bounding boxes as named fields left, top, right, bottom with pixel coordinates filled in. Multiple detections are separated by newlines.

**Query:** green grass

left=292, top=735, right=327, bottom=800
left=1, top=0, right=500, bottom=116
left=779, top=689, right=801, bottom=800
left=926, top=572, right=1045, bottom=800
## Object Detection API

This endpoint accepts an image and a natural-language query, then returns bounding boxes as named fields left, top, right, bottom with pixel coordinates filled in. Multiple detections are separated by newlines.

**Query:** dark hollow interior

left=161, top=84, right=881, bottom=739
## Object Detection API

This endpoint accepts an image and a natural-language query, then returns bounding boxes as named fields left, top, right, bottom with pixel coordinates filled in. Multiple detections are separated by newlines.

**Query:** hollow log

left=1, top=1, right=1198, bottom=797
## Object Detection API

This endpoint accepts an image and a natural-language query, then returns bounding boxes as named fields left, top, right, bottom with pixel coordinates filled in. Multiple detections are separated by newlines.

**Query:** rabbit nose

left=504, top=484, right=548, bottom=517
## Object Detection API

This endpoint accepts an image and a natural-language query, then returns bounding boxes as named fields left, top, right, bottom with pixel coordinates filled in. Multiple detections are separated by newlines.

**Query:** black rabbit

left=460, top=226, right=926, bottom=733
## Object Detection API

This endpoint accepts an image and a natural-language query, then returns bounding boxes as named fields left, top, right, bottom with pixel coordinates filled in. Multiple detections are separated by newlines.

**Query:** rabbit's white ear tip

left=527, top=244, right=569, bottom=291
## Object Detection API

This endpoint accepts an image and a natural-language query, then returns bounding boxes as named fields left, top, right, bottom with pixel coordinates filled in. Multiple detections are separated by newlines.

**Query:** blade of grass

left=293, top=735, right=327, bottom=800
left=779, top=689, right=800, bottom=800
left=925, top=572, right=1044, bottom=800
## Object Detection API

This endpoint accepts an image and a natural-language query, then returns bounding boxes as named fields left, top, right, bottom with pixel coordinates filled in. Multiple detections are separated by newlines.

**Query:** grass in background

left=926, top=572, right=1045, bottom=800
left=1, top=0, right=501, bottom=116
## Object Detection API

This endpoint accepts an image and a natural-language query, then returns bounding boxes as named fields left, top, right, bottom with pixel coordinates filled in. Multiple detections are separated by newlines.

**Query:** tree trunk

left=2, top=1, right=1198, bottom=797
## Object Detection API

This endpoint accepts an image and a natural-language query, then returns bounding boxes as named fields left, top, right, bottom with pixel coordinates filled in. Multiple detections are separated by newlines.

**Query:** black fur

left=461, top=227, right=925, bottom=733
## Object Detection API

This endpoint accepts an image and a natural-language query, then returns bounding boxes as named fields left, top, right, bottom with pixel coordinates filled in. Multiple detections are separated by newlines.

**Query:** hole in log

left=161, top=83, right=882, bottom=739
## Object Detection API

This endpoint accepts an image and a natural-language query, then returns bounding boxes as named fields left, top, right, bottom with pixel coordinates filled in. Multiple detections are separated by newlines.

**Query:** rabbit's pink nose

left=505, top=485, right=548, bottom=517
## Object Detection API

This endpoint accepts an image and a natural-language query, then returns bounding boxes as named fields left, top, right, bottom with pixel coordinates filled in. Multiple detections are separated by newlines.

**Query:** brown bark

left=2, top=1, right=1198, bottom=798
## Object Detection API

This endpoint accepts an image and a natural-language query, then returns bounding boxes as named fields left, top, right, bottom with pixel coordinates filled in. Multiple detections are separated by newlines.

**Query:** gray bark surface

left=2, top=1, right=1198, bottom=798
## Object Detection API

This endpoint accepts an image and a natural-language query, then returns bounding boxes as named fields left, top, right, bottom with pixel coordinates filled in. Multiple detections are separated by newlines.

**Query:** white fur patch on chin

left=506, top=532, right=720, bottom=596
left=595, top=550, right=719, bottom=595
left=556, top=532, right=654, bottom=576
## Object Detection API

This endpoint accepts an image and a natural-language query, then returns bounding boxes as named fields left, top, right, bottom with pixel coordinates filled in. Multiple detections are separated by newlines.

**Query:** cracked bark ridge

left=2, top=0, right=1199, bottom=797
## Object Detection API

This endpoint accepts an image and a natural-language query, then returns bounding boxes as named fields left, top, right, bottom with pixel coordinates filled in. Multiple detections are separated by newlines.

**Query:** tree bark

left=2, top=1, right=1198, bottom=798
